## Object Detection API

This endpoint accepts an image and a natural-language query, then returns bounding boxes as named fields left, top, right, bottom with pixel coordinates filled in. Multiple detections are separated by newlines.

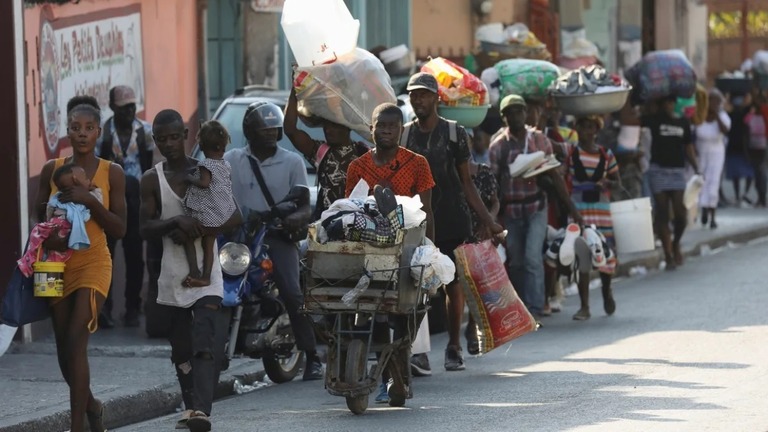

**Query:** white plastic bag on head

left=281, top=0, right=359, bottom=67
left=395, top=195, right=426, bottom=228
left=294, top=48, right=397, bottom=139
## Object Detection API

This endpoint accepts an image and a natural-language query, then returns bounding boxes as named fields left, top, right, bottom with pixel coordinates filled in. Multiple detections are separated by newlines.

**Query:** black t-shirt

left=642, top=114, right=692, bottom=168
left=405, top=118, right=473, bottom=243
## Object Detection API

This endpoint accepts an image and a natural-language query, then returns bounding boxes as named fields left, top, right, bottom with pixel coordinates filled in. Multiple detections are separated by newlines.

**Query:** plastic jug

left=281, top=0, right=360, bottom=67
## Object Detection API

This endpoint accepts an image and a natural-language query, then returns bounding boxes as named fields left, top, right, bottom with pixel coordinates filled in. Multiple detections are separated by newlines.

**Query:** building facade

left=2, top=0, right=202, bottom=341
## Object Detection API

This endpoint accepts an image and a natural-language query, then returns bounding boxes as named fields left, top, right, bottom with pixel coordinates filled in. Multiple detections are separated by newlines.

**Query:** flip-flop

left=86, top=400, right=106, bottom=432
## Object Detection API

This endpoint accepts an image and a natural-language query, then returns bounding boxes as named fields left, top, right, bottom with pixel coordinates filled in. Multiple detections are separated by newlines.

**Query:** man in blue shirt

left=97, top=85, right=155, bottom=328
left=224, top=101, right=323, bottom=381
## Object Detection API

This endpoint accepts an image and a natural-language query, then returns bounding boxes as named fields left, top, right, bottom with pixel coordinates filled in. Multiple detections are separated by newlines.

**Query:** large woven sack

left=626, top=50, right=697, bottom=102
left=494, top=59, right=561, bottom=100
left=455, top=240, right=537, bottom=355
left=294, top=48, right=396, bottom=139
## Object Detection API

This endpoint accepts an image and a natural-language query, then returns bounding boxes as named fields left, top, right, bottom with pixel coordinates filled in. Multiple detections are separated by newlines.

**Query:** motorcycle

left=218, top=187, right=308, bottom=383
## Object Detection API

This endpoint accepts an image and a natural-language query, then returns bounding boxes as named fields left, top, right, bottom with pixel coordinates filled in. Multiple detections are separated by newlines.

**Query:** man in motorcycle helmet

left=223, top=101, right=324, bottom=381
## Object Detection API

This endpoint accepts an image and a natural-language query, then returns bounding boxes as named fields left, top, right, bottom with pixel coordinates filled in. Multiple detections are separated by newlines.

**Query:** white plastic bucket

left=281, top=0, right=359, bottom=67
left=610, top=197, right=655, bottom=255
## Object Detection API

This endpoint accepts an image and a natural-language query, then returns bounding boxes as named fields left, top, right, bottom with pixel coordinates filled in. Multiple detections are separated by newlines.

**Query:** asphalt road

left=116, top=238, right=768, bottom=432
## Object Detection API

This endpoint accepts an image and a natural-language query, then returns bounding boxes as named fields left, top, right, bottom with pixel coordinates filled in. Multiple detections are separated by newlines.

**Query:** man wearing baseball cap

left=97, top=85, right=155, bottom=329
left=489, top=94, right=581, bottom=320
left=402, top=72, right=504, bottom=374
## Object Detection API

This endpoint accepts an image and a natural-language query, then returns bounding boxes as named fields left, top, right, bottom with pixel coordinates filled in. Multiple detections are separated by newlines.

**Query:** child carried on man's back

left=18, top=163, right=104, bottom=276
left=182, top=120, right=238, bottom=287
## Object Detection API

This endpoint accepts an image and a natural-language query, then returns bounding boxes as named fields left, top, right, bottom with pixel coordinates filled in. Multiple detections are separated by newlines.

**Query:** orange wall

left=24, top=0, right=198, bottom=181
left=412, top=0, right=528, bottom=59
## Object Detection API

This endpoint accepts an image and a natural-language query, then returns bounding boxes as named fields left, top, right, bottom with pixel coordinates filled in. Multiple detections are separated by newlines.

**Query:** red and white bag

left=454, top=240, right=538, bottom=355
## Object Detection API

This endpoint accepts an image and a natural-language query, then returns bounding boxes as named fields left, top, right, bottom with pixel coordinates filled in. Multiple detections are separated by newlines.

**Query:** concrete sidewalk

left=1, top=207, right=767, bottom=432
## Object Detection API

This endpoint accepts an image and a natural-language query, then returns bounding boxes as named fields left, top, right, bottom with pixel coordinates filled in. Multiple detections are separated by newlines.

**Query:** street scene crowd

left=3, top=2, right=768, bottom=432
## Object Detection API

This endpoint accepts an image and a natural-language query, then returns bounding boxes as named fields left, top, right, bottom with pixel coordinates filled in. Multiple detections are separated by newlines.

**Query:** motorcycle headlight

left=219, top=242, right=251, bottom=276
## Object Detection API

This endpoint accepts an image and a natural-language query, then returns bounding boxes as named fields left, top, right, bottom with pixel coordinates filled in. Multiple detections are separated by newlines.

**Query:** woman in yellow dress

left=35, top=95, right=126, bottom=432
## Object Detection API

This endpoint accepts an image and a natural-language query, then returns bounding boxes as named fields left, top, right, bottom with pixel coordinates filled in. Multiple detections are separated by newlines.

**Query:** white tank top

left=156, top=162, right=223, bottom=308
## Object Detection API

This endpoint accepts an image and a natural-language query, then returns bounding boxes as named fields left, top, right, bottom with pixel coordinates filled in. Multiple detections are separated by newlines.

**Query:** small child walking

left=183, top=120, right=238, bottom=288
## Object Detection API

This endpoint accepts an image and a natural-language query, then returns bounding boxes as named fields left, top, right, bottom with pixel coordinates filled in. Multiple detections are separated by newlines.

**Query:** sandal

left=572, top=308, right=591, bottom=321
left=86, top=400, right=106, bottom=432
left=465, top=324, right=480, bottom=355
left=186, top=410, right=212, bottom=432
left=176, top=409, right=194, bottom=430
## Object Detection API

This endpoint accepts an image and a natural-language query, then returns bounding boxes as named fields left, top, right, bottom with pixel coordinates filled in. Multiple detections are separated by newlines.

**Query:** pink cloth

left=17, top=217, right=72, bottom=277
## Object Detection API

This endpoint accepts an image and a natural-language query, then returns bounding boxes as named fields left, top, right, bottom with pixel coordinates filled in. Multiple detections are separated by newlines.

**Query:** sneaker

left=175, top=409, right=194, bottom=429
left=549, top=298, right=562, bottom=313
left=444, top=345, right=466, bottom=371
left=410, top=353, right=432, bottom=377
left=545, top=237, right=563, bottom=266
left=386, top=379, right=409, bottom=407
left=186, top=411, right=211, bottom=432
left=303, top=358, right=324, bottom=381
left=374, top=383, right=390, bottom=404
left=374, top=184, right=398, bottom=217
left=559, top=224, right=581, bottom=267
left=583, top=225, right=606, bottom=267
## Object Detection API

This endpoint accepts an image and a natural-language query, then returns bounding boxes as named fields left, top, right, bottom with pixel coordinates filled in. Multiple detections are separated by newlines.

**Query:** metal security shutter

left=207, top=0, right=244, bottom=116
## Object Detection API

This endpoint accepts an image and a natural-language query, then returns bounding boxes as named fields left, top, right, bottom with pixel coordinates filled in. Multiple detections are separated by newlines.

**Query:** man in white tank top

left=140, top=109, right=240, bottom=432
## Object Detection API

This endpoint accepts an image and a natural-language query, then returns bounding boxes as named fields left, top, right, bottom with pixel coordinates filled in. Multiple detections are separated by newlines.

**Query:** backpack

left=399, top=118, right=459, bottom=148
left=99, top=117, right=153, bottom=174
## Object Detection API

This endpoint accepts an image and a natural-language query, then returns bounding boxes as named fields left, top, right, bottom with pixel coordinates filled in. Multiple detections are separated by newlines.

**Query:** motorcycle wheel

left=344, top=339, right=369, bottom=415
left=262, top=350, right=305, bottom=384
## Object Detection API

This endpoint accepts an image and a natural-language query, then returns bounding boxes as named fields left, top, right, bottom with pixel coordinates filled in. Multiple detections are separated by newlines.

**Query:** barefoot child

left=183, top=120, right=238, bottom=287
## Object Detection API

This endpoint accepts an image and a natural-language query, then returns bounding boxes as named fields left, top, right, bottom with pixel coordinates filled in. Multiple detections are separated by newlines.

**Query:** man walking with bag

left=402, top=72, right=504, bottom=373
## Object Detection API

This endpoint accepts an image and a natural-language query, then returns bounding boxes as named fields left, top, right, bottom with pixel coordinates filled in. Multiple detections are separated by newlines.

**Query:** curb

left=1, top=365, right=266, bottom=432
left=613, top=224, right=768, bottom=278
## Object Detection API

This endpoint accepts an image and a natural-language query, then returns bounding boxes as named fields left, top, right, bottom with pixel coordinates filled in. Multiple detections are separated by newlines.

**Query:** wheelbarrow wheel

left=344, top=339, right=369, bottom=415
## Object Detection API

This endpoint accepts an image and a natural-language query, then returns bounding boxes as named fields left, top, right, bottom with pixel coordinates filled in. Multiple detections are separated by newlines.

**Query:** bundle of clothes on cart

left=312, top=181, right=454, bottom=295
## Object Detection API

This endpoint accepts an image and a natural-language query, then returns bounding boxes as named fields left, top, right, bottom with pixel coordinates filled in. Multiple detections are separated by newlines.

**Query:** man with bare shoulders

left=139, top=109, right=240, bottom=432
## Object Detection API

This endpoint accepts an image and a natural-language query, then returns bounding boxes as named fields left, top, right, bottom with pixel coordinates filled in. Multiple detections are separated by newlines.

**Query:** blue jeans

left=505, top=209, right=547, bottom=315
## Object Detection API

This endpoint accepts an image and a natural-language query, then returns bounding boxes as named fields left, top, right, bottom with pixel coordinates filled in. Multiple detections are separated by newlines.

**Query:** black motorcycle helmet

left=242, top=101, right=284, bottom=143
